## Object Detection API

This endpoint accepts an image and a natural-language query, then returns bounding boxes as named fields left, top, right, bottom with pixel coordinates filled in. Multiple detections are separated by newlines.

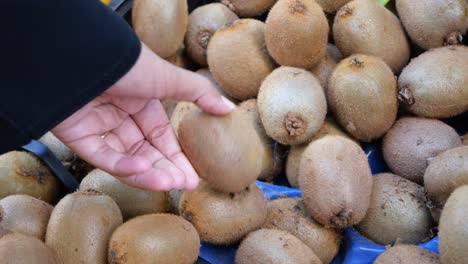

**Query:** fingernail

left=221, top=96, right=236, bottom=110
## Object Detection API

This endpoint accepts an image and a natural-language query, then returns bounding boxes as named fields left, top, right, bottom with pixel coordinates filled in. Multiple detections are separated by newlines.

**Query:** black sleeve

left=0, top=0, right=141, bottom=154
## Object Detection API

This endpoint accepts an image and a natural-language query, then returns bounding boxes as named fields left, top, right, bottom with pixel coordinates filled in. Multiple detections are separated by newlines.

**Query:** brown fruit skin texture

left=439, top=185, right=468, bottom=264
left=382, top=117, right=462, bottom=184
left=298, top=136, right=373, bottom=228
left=310, top=44, right=342, bottom=94
left=45, top=190, right=123, bottom=264
left=374, top=244, right=440, bottom=264
left=185, top=3, right=238, bottom=66
left=0, top=151, right=61, bottom=203
left=333, top=0, right=410, bottom=73
left=196, top=68, right=238, bottom=104
left=207, top=19, right=276, bottom=100
left=257, top=67, right=327, bottom=145
left=398, top=46, right=468, bottom=118
left=170, top=101, right=199, bottom=138
left=356, top=173, right=433, bottom=245
left=108, top=214, right=199, bottom=264
left=179, top=182, right=267, bottom=245
left=0, top=195, right=53, bottom=240
left=328, top=54, right=398, bottom=142
left=222, top=0, right=276, bottom=17
left=168, top=189, right=184, bottom=215
left=315, top=0, right=352, bottom=13
left=463, top=133, right=468, bottom=145
left=396, top=0, right=468, bottom=50
left=132, top=0, right=187, bottom=58
left=424, top=146, right=468, bottom=222
left=79, top=169, right=168, bottom=221
left=286, top=118, right=351, bottom=188
left=263, top=198, right=340, bottom=264
left=236, top=229, right=322, bottom=264
left=0, top=233, right=58, bottom=264
left=161, top=99, right=178, bottom=119
left=178, top=107, right=268, bottom=193
left=265, top=0, right=329, bottom=69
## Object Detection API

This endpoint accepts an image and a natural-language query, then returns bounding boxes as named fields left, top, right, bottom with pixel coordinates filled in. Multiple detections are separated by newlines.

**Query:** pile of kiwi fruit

left=0, top=0, right=466, bottom=263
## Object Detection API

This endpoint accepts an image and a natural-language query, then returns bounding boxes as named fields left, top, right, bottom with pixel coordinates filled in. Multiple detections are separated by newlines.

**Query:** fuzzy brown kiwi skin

left=222, top=0, right=276, bottom=17
left=45, top=190, right=123, bottom=264
left=0, top=194, right=53, bottom=240
left=207, top=19, right=276, bottom=100
left=333, top=0, right=410, bottom=73
left=398, top=46, right=468, bottom=118
left=382, top=117, right=462, bottom=184
left=439, top=185, right=468, bottom=264
left=315, top=0, right=352, bottom=13
left=298, top=136, right=373, bottom=229
left=185, top=3, right=238, bottom=66
left=235, top=229, right=322, bottom=264
left=0, top=151, right=61, bottom=203
left=196, top=68, right=238, bottom=103
left=178, top=107, right=267, bottom=193
left=265, top=0, right=329, bottom=69
left=310, top=44, right=341, bottom=94
left=356, top=173, right=433, bottom=245
left=396, top=0, right=468, bottom=50
left=170, top=101, right=199, bottom=138
left=108, top=214, right=200, bottom=264
left=424, top=146, right=468, bottom=222
left=263, top=198, right=341, bottom=264
left=179, top=181, right=267, bottom=245
left=328, top=54, right=398, bottom=142
left=0, top=233, right=58, bottom=264
left=463, top=133, right=468, bottom=146
left=374, top=244, right=440, bottom=264
left=132, top=0, right=187, bottom=58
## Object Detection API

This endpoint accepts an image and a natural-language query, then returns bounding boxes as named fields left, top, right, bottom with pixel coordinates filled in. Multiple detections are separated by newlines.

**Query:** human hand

left=52, top=43, right=235, bottom=191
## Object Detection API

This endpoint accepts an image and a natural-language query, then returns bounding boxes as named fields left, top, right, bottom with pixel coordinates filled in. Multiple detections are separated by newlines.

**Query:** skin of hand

left=52, top=43, right=235, bottom=191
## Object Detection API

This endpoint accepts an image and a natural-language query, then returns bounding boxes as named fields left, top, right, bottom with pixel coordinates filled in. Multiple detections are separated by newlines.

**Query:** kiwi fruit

left=328, top=54, right=398, bottom=142
left=235, top=229, right=322, bottom=264
left=265, top=0, right=329, bottom=68
left=0, top=195, right=53, bottom=240
left=79, top=169, right=168, bottom=220
left=315, top=0, right=352, bottom=13
left=374, top=244, right=440, bottom=264
left=45, top=190, right=123, bottom=264
left=286, top=118, right=351, bottom=188
left=179, top=181, right=267, bottom=245
left=257, top=67, right=327, bottom=145
left=298, top=136, right=373, bottom=228
left=424, top=146, right=468, bottom=222
left=207, top=19, right=276, bottom=100
left=108, top=213, right=199, bottom=264
left=39, top=132, right=74, bottom=163
left=196, top=68, right=237, bottom=102
left=382, top=117, right=462, bottom=184
left=222, top=0, right=276, bottom=17
left=439, top=185, right=468, bottom=264
left=178, top=107, right=269, bottom=193
left=396, top=0, right=468, bottom=50
left=238, top=99, right=283, bottom=182
left=185, top=3, right=238, bottom=66
left=463, top=133, right=468, bottom=145
left=333, top=0, right=410, bottom=73
left=263, top=198, right=340, bottom=263
left=356, top=173, right=433, bottom=245
left=132, top=0, right=188, bottom=58
left=310, top=44, right=342, bottom=94
left=161, top=99, right=178, bottom=119
left=170, top=101, right=199, bottom=137
left=168, top=189, right=184, bottom=214
left=0, top=151, right=61, bottom=203
left=398, top=46, right=468, bottom=118
left=0, top=233, right=58, bottom=264
left=165, top=45, right=192, bottom=69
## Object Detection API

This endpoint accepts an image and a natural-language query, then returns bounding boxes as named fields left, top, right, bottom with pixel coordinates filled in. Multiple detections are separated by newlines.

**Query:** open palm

left=52, top=44, right=234, bottom=191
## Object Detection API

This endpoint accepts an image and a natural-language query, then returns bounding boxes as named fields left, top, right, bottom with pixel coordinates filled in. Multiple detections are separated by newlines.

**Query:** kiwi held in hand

left=356, top=173, right=433, bottom=245
left=185, top=3, right=238, bottom=66
left=398, top=46, right=468, bottom=118
left=257, top=67, right=327, bottom=145
left=374, top=244, right=440, bottom=264
left=265, top=0, right=329, bottom=69
left=328, top=54, right=398, bottom=142
left=333, top=0, right=410, bottom=73
left=299, top=136, right=373, bottom=228
left=108, top=214, right=200, bottom=264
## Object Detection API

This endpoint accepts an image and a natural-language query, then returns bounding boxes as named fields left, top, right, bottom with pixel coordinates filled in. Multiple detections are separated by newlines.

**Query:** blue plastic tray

left=199, top=144, right=440, bottom=264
